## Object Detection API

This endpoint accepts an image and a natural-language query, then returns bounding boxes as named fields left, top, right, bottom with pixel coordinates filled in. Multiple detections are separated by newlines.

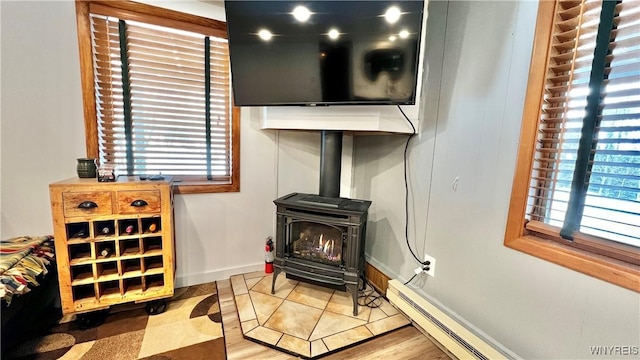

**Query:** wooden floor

left=217, top=279, right=450, bottom=360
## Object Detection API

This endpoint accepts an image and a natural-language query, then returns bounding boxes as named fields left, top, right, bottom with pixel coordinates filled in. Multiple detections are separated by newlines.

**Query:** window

left=505, top=0, right=639, bottom=291
left=75, top=1, right=240, bottom=194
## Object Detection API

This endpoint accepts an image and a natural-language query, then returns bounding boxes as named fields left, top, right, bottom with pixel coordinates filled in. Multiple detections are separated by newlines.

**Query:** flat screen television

left=224, top=1, right=425, bottom=107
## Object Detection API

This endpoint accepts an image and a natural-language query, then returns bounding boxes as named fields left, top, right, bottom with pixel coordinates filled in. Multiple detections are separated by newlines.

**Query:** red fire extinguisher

left=265, top=237, right=274, bottom=274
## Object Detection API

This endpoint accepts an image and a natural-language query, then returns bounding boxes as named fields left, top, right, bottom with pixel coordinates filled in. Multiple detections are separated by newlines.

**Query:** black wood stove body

left=271, top=192, right=371, bottom=316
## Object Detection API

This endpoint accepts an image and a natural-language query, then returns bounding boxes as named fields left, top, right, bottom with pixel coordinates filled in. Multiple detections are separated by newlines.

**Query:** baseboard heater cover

left=387, top=279, right=508, bottom=360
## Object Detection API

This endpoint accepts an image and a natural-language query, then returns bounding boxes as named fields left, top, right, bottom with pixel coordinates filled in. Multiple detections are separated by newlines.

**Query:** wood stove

left=271, top=192, right=371, bottom=315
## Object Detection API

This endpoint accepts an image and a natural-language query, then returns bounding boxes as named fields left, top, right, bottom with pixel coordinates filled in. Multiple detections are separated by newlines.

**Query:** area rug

left=5, top=282, right=226, bottom=360
left=231, top=271, right=411, bottom=359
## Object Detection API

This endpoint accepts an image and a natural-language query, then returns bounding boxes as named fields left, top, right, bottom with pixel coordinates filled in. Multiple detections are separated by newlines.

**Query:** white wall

left=0, top=1, right=3, bottom=220
left=172, top=106, right=278, bottom=286
left=1, top=1, right=86, bottom=237
left=356, top=1, right=640, bottom=359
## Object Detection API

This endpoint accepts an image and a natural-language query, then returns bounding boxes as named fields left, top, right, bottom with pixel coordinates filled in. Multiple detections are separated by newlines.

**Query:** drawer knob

left=131, top=199, right=148, bottom=207
left=78, top=201, right=98, bottom=209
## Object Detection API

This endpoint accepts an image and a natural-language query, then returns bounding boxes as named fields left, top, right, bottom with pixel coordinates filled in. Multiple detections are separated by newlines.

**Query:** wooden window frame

left=75, top=0, right=240, bottom=195
left=504, top=0, right=639, bottom=293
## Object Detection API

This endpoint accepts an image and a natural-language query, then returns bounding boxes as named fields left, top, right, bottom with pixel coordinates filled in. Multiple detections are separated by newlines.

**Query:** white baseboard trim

left=175, top=262, right=264, bottom=288
left=365, top=255, right=521, bottom=360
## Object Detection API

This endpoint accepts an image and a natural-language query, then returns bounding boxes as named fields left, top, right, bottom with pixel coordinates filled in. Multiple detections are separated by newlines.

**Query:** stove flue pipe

left=319, top=130, right=342, bottom=198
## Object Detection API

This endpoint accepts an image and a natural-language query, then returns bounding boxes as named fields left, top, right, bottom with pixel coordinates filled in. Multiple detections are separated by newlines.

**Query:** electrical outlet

left=423, top=254, right=436, bottom=277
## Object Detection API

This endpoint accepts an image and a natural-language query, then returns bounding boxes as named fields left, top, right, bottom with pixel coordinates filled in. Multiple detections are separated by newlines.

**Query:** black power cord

left=404, top=273, right=418, bottom=285
left=397, top=105, right=430, bottom=268
left=357, top=281, right=383, bottom=308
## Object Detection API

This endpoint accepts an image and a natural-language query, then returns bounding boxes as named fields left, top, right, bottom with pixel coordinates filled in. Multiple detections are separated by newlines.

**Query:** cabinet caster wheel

left=145, top=300, right=167, bottom=315
left=76, top=309, right=109, bottom=329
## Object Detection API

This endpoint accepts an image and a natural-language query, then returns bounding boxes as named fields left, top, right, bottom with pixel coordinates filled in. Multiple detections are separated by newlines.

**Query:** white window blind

left=526, top=0, right=640, bottom=251
left=90, top=12, right=232, bottom=180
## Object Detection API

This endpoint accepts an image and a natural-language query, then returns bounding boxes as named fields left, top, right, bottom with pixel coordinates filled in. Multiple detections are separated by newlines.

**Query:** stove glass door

left=287, top=220, right=345, bottom=266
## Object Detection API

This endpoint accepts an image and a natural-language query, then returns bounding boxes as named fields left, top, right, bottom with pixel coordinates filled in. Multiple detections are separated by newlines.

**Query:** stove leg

left=271, top=268, right=280, bottom=294
left=346, top=282, right=359, bottom=316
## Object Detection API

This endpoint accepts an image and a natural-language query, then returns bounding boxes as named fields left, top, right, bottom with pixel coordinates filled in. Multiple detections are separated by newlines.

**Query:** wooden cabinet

left=49, top=177, right=175, bottom=315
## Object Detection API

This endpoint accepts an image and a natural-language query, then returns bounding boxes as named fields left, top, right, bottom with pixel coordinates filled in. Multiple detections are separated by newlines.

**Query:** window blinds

left=526, top=0, right=640, bottom=248
left=90, top=13, right=232, bottom=180
left=581, top=0, right=640, bottom=245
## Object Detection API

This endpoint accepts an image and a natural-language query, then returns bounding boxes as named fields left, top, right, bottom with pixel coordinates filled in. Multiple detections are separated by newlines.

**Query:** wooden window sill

left=174, top=180, right=239, bottom=195
left=504, top=235, right=639, bottom=293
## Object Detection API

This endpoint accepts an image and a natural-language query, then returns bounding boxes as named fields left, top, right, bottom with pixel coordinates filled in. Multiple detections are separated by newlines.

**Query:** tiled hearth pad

left=231, top=271, right=410, bottom=359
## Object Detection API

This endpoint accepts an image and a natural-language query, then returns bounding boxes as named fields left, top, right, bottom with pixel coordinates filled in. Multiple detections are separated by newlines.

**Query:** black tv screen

left=224, top=1, right=425, bottom=106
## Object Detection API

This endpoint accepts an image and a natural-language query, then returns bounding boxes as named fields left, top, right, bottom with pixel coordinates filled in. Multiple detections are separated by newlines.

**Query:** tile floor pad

left=231, top=273, right=410, bottom=359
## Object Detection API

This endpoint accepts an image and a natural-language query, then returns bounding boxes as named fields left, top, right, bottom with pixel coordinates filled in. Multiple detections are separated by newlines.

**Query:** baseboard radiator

left=387, top=279, right=507, bottom=360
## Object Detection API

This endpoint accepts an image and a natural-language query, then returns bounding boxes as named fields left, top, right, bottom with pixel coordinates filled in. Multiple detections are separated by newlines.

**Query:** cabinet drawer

left=63, top=192, right=113, bottom=217
left=117, top=190, right=161, bottom=214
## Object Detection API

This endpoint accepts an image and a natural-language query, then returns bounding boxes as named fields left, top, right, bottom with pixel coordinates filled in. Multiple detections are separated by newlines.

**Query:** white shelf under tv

left=260, top=102, right=421, bottom=134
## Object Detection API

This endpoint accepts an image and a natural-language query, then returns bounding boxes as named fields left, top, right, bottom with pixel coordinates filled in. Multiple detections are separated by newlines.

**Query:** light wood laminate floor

left=218, top=279, right=450, bottom=360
